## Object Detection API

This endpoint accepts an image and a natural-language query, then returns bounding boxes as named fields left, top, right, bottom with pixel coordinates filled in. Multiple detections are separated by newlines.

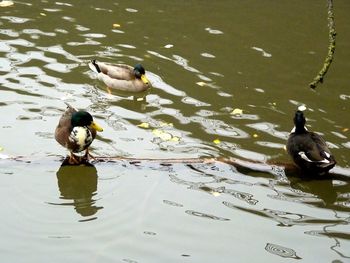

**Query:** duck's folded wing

left=96, top=62, right=133, bottom=80
left=310, top=132, right=333, bottom=160
left=97, top=74, right=142, bottom=92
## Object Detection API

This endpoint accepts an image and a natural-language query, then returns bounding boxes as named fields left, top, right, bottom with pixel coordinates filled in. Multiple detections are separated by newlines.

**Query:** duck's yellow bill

left=141, top=74, right=150, bottom=85
left=90, top=121, right=103, bottom=132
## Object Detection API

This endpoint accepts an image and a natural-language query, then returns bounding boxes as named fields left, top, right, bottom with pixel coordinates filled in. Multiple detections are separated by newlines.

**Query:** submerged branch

left=309, top=0, right=336, bottom=89
left=2, top=154, right=350, bottom=179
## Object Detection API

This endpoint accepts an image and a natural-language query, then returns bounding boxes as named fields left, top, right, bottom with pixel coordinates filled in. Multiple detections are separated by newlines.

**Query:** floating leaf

left=253, top=134, right=258, bottom=138
left=171, top=136, right=180, bottom=142
left=159, top=121, right=173, bottom=127
left=196, top=81, right=206, bottom=87
left=112, top=23, right=121, bottom=28
left=0, top=1, right=14, bottom=7
left=343, top=128, right=349, bottom=132
left=160, top=133, right=172, bottom=141
left=106, top=87, right=112, bottom=94
left=152, top=129, right=172, bottom=141
left=152, top=129, right=162, bottom=136
left=152, top=129, right=179, bottom=142
left=213, top=139, right=221, bottom=144
left=231, top=108, right=243, bottom=116
left=40, top=13, right=46, bottom=16
left=138, top=122, right=150, bottom=129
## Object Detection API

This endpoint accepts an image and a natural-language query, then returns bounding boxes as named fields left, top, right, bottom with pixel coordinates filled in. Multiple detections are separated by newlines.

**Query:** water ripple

left=185, top=210, right=230, bottom=221
left=265, top=243, right=301, bottom=259
left=1, top=16, right=31, bottom=24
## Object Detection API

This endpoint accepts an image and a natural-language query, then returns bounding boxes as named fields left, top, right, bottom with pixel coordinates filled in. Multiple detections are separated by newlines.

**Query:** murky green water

left=0, top=1, right=349, bottom=262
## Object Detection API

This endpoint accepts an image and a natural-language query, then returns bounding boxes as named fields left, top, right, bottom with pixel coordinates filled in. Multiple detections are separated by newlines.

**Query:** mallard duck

left=286, top=108, right=336, bottom=175
left=88, top=60, right=150, bottom=92
left=55, top=103, right=103, bottom=164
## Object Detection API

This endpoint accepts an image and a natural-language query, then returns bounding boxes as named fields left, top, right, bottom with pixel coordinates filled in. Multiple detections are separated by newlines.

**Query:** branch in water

left=2, top=154, right=349, bottom=179
left=309, top=0, right=336, bottom=89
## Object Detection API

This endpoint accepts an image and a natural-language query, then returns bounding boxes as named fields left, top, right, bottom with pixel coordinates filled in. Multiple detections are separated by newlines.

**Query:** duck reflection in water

left=56, top=160, right=103, bottom=218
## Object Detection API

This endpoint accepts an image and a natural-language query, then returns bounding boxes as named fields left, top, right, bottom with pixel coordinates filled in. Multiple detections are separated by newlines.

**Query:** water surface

left=0, top=1, right=349, bottom=262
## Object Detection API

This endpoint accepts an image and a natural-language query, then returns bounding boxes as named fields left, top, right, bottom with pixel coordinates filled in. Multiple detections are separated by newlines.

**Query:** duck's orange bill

left=90, top=121, right=103, bottom=132
left=141, top=74, right=150, bottom=85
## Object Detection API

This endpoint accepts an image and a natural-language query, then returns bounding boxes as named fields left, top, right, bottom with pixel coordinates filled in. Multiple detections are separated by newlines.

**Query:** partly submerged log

left=2, top=154, right=350, bottom=180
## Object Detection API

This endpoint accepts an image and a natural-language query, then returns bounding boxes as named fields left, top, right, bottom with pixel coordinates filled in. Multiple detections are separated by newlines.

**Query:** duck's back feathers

left=55, top=104, right=75, bottom=150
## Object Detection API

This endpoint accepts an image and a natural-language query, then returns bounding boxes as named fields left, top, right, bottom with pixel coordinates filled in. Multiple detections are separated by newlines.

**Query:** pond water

left=0, top=1, right=349, bottom=262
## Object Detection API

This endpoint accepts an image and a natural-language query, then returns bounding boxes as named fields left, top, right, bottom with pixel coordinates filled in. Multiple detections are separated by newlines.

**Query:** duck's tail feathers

left=64, top=102, right=77, bottom=111
left=89, top=59, right=101, bottom=73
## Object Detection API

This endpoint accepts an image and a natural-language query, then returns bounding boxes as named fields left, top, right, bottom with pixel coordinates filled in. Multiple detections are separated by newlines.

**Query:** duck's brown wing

left=97, top=62, right=134, bottom=80
left=55, top=104, right=76, bottom=148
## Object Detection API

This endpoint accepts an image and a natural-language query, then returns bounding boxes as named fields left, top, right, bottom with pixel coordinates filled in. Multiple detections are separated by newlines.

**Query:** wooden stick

left=309, top=0, right=336, bottom=89
left=2, top=154, right=349, bottom=179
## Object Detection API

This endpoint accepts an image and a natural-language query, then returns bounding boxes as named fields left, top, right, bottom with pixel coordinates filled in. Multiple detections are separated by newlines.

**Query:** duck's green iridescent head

left=71, top=111, right=103, bottom=132
left=133, top=64, right=149, bottom=85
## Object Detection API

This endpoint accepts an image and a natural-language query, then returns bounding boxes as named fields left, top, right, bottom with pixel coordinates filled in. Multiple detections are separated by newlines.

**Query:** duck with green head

left=286, top=106, right=336, bottom=176
left=89, top=60, right=150, bottom=92
left=55, top=103, right=103, bottom=164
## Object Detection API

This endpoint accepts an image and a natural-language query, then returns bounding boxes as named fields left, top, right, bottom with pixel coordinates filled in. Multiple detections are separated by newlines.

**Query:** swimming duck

left=88, top=60, right=150, bottom=92
left=286, top=108, right=336, bottom=175
left=55, top=103, right=103, bottom=164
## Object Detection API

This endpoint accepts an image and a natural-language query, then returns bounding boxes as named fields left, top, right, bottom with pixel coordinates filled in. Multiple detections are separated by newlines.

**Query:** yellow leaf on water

left=196, top=81, right=206, bottom=87
left=160, top=133, right=172, bottom=141
left=152, top=129, right=170, bottom=140
left=171, top=136, right=180, bottom=142
left=112, top=23, right=121, bottom=28
left=152, top=129, right=178, bottom=141
left=231, top=108, right=243, bottom=116
left=160, top=121, right=173, bottom=127
left=0, top=1, right=14, bottom=7
left=138, top=122, right=150, bottom=129
left=343, top=128, right=349, bottom=132
left=253, top=134, right=258, bottom=138
left=152, top=129, right=162, bottom=136
left=213, top=139, right=221, bottom=144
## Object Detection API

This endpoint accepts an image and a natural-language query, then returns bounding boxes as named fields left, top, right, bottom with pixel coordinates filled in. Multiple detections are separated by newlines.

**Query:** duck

left=55, top=102, right=103, bottom=164
left=286, top=107, right=336, bottom=175
left=88, top=60, right=151, bottom=92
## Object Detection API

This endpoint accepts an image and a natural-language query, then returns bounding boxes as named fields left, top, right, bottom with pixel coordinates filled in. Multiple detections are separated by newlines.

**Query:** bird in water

left=55, top=103, right=103, bottom=164
left=286, top=106, right=336, bottom=176
left=88, top=60, right=150, bottom=92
